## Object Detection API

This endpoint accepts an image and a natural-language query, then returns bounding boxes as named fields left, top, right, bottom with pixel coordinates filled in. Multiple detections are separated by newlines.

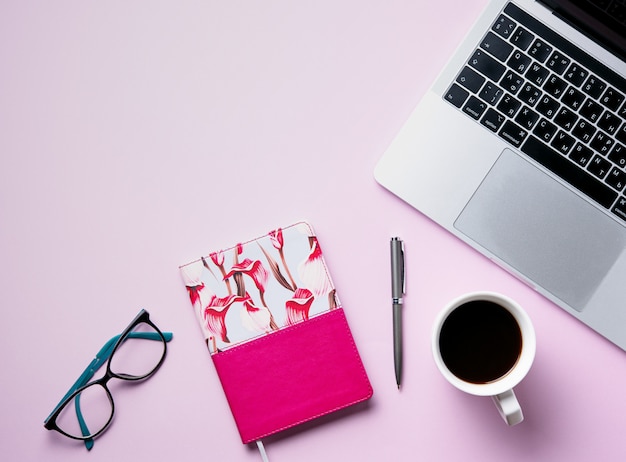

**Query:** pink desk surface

left=2, top=1, right=626, bottom=461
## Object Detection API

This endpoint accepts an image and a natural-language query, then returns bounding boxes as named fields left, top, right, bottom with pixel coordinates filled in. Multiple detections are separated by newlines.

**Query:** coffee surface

left=439, top=300, right=522, bottom=384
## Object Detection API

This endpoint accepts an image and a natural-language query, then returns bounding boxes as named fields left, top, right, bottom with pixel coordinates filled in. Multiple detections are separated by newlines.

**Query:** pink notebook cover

left=213, top=307, right=372, bottom=443
left=179, top=222, right=373, bottom=444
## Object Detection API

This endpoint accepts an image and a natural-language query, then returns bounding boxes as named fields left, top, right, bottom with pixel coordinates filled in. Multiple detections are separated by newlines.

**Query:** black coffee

left=439, top=300, right=522, bottom=384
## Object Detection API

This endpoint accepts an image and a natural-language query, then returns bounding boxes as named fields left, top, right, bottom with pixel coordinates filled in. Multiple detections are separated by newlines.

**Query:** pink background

left=2, top=1, right=626, bottom=460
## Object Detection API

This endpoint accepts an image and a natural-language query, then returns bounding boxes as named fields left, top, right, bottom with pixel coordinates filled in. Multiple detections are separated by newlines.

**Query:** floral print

left=204, top=294, right=244, bottom=343
left=285, top=288, right=315, bottom=325
left=298, top=237, right=333, bottom=298
left=180, top=222, right=339, bottom=353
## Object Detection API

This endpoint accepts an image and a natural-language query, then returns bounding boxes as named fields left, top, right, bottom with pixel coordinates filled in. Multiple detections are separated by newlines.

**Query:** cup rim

left=431, top=291, right=536, bottom=396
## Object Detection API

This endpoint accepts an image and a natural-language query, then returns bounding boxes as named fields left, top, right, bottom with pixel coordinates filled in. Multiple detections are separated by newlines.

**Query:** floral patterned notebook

left=180, top=222, right=373, bottom=445
left=181, top=222, right=340, bottom=353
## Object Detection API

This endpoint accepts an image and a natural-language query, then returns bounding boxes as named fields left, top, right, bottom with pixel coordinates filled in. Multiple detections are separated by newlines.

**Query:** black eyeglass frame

left=44, top=309, right=170, bottom=443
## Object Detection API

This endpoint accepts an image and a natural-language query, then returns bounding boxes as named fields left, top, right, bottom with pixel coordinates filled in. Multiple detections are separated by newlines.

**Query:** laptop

left=374, top=0, right=626, bottom=350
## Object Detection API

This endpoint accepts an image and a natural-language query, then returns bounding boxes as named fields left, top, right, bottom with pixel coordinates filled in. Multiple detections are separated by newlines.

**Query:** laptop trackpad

left=455, top=149, right=625, bottom=311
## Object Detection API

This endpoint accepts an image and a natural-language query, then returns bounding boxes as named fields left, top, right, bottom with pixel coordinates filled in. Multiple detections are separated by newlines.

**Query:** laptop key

left=564, top=63, right=588, bottom=86
left=480, top=108, right=506, bottom=132
left=588, top=155, right=612, bottom=179
left=528, top=39, right=552, bottom=62
left=469, top=49, right=506, bottom=82
left=570, top=143, right=593, bottom=167
left=536, top=94, right=560, bottom=118
left=608, top=143, right=626, bottom=168
left=457, top=66, right=486, bottom=93
left=612, top=197, right=626, bottom=222
left=501, top=70, right=524, bottom=93
left=498, top=120, right=528, bottom=147
left=533, top=118, right=558, bottom=142
left=497, top=94, right=522, bottom=117
left=561, top=87, right=586, bottom=110
left=479, top=81, right=504, bottom=105
left=510, top=27, right=534, bottom=50
left=463, top=96, right=488, bottom=120
left=515, top=105, right=540, bottom=130
left=518, top=82, right=542, bottom=106
left=526, top=62, right=550, bottom=86
left=600, top=88, right=625, bottom=112
left=480, top=32, right=514, bottom=61
left=597, top=111, right=621, bottom=135
left=492, top=14, right=517, bottom=39
left=444, top=84, right=469, bottom=108
left=546, top=51, right=570, bottom=74
left=606, top=167, right=626, bottom=192
left=507, top=50, right=532, bottom=73
left=580, top=99, right=604, bottom=123
left=554, top=107, right=578, bottom=130
left=544, top=75, right=568, bottom=98
left=590, top=131, right=614, bottom=155
left=582, top=75, right=607, bottom=98
left=521, top=136, right=618, bottom=209
left=551, top=130, right=576, bottom=154
left=572, top=119, right=597, bottom=143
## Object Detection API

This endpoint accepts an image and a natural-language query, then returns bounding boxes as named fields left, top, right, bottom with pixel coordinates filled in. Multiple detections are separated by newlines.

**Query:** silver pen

left=390, top=237, right=405, bottom=389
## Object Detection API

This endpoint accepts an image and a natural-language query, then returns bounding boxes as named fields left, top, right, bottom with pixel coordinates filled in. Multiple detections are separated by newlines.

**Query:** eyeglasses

left=44, top=309, right=173, bottom=450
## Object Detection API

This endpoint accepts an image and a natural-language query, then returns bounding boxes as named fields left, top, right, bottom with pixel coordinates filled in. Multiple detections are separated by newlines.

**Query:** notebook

left=179, top=222, right=373, bottom=446
left=375, top=0, right=626, bottom=350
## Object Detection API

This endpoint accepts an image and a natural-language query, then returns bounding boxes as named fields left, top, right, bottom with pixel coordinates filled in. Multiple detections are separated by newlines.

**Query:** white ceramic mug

left=431, top=292, right=536, bottom=426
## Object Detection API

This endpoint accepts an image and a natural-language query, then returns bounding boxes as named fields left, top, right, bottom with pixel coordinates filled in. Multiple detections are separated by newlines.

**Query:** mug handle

left=492, top=389, right=524, bottom=426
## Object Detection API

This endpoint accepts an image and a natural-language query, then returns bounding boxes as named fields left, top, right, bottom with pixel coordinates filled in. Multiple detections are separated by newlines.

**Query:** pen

left=390, top=237, right=405, bottom=389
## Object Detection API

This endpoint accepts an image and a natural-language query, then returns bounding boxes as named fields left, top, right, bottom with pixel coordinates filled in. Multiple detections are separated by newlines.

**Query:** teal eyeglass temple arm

left=46, top=331, right=173, bottom=450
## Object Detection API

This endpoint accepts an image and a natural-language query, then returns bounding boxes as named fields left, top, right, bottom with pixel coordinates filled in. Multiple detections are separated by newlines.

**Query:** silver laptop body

left=375, top=0, right=626, bottom=349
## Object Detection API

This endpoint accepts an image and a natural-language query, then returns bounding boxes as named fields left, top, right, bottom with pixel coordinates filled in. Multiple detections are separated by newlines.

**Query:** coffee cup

left=431, top=292, right=536, bottom=425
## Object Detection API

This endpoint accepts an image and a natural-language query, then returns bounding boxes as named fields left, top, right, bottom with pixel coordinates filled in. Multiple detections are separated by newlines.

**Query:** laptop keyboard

left=444, top=2, right=626, bottom=223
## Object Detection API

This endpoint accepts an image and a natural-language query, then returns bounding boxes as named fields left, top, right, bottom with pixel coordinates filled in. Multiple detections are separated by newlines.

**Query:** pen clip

left=399, top=240, right=405, bottom=295
left=391, top=237, right=405, bottom=297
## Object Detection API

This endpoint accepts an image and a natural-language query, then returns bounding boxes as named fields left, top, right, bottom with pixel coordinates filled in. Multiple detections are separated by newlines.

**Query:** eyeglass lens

left=110, top=320, right=166, bottom=379
left=53, top=320, right=166, bottom=439
left=54, top=383, right=113, bottom=439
